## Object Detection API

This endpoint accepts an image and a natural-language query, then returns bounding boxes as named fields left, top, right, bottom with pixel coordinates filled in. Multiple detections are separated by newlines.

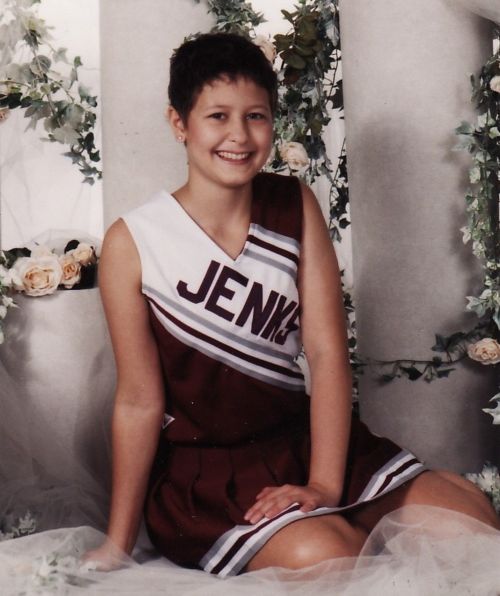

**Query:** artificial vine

left=199, top=0, right=358, bottom=386
left=369, top=32, right=500, bottom=395
left=0, top=0, right=101, bottom=184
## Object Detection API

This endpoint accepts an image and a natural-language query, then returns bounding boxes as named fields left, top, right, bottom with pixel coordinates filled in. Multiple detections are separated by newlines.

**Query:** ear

left=167, top=106, right=187, bottom=143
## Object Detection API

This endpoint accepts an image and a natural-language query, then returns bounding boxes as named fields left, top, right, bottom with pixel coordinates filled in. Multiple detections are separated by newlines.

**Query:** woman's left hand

left=244, top=483, right=341, bottom=525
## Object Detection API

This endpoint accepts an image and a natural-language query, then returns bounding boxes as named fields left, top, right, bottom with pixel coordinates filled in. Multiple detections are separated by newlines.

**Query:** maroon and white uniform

left=122, top=173, right=425, bottom=577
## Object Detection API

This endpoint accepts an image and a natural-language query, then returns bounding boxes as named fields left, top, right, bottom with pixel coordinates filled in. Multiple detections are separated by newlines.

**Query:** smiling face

left=169, top=76, right=274, bottom=193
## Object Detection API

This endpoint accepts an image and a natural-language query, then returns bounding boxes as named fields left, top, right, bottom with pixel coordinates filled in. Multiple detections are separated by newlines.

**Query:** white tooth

left=218, top=151, right=249, bottom=160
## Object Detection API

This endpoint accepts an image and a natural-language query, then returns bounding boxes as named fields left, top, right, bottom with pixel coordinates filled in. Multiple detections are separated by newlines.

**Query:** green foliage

left=363, top=322, right=495, bottom=384
left=269, top=1, right=343, bottom=182
left=201, top=0, right=265, bottom=35
left=0, top=0, right=101, bottom=184
left=455, top=30, right=500, bottom=333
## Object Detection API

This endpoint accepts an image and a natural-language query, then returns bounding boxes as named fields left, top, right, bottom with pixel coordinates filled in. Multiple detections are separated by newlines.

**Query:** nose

left=228, top=117, right=249, bottom=144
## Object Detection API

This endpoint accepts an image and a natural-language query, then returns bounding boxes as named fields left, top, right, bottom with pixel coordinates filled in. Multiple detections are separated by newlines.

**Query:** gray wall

left=340, top=0, right=498, bottom=471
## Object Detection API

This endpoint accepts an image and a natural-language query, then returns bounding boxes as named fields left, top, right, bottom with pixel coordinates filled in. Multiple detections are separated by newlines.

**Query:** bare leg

left=246, top=471, right=498, bottom=572
left=246, top=514, right=367, bottom=572
left=349, top=470, right=500, bottom=534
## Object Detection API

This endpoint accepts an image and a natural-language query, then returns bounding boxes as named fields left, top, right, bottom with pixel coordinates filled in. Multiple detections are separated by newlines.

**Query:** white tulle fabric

left=1, top=507, right=500, bottom=595
left=1, top=291, right=500, bottom=595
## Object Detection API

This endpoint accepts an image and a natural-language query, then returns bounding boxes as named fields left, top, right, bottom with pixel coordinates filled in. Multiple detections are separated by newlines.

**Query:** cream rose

left=254, top=35, right=276, bottom=64
left=279, top=141, right=309, bottom=171
left=490, top=75, right=500, bottom=94
left=467, top=338, right=500, bottom=365
left=70, top=242, right=96, bottom=266
left=12, top=255, right=63, bottom=296
left=59, top=253, right=81, bottom=289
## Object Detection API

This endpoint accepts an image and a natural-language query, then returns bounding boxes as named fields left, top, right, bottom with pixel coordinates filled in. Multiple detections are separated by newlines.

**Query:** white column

left=340, top=0, right=498, bottom=471
left=100, top=0, right=213, bottom=226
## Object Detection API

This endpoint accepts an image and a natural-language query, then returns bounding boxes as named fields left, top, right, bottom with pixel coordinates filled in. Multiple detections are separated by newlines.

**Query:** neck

left=173, top=178, right=253, bottom=220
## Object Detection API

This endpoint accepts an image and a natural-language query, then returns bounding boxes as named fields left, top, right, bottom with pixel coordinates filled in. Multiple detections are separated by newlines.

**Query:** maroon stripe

left=148, top=296, right=304, bottom=381
left=209, top=504, right=302, bottom=575
left=373, top=457, right=420, bottom=497
left=247, top=234, right=299, bottom=265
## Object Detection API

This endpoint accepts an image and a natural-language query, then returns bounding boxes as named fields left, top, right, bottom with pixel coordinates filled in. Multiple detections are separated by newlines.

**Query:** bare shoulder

left=298, top=181, right=336, bottom=256
left=101, top=219, right=138, bottom=262
left=99, top=219, right=140, bottom=291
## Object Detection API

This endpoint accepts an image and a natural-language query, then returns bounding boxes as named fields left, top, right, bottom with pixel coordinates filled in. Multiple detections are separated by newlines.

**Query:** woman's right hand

left=81, top=539, right=129, bottom=572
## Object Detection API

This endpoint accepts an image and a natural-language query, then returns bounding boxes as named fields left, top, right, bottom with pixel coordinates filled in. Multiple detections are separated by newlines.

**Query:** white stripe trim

left=357, top=451, right=416, bottom=502
left=150, top=304, right=306, bottom=391
left=250, top=223, right=300, bottom=255
left=144, top=286, right=299, bottom=367
left=201, top=452, right=426, bottom=576
left=242, top=247, right=297, bottom=279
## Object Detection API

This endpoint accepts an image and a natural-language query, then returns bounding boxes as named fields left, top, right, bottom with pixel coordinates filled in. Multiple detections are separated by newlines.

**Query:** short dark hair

left=168, top=33, right=278, bottom=121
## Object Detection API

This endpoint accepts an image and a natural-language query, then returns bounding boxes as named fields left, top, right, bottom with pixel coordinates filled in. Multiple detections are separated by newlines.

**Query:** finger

left=299, top=498, right=320, bottom=513
left=255, top=486, right=279, bottom=500
left=247, top=494, right=298, bottom=524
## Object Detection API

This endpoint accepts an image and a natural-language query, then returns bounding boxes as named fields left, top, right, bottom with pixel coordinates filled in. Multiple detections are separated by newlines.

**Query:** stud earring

left=177, top=135, right=184, bottom=143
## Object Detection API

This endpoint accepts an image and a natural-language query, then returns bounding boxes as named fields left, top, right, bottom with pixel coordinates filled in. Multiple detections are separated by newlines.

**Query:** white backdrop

left=0, top=0, right=101, bottom=250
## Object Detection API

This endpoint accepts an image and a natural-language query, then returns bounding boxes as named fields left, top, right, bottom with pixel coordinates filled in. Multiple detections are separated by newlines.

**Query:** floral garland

left=0, top=0, right=101, bottom=184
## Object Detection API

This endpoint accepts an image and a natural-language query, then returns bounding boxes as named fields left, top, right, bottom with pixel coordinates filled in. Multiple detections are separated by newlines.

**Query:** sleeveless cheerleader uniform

left=122, top=173, right=426, bottom=577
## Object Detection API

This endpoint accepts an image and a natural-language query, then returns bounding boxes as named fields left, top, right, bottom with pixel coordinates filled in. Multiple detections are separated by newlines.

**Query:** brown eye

left=247, top=112, right=266, bottom=120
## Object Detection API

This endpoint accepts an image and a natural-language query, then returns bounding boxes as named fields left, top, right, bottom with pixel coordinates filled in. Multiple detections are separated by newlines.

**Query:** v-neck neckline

left=164, top=190, right=255, bottom=265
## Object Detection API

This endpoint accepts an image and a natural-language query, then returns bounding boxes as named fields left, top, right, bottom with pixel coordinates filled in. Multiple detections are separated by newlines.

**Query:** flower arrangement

left=0, top=0, right=101, bottom=184
left=0, top=510, right=37, bottom=542
left=0, top=237, right=99, bottom=343
left=466, top=463, right=500, bottom=514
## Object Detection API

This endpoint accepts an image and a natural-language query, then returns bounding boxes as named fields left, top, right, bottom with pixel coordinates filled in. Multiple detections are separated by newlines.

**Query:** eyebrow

left=203, top=104, right=271, bottom=111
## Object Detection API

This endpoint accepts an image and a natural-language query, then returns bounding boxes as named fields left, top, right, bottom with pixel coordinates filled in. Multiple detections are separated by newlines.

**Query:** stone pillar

left=340, top=0, right=498, bottom=471
left=100, top=0, right=213, bottom=226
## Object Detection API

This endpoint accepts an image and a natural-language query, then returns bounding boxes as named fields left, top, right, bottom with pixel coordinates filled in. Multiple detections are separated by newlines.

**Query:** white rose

left=2, top=295, right=15, bottom=308
left=0, top=264, right=15, bottom=287
left=0, top=304, right=6, bottom=318
left=467, top=338, right=500, bottom=365
left=59, top=253, right=81, bottom=289
left=12, top=255, right=62, bottom=296
left=70, top=242, right=96, bottom=266
left=254, top=35, right=276, bottom=64
left=279, top=141, right=309, bottom=171
left=30, top=245, right=53, bottom=258
left=490, top=75, right=500, bottom=94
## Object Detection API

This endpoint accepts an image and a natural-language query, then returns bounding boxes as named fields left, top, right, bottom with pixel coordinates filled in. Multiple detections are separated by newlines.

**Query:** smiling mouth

left=216, top=151, right=251, bottom=162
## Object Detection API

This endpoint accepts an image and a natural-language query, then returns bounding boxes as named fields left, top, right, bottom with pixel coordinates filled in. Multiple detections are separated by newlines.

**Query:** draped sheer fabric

left=1, top=507, right=500, bottom=595
left=1, top=292, right=500, bottom=594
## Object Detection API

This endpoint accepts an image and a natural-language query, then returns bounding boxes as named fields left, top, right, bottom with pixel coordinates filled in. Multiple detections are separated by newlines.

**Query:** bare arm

left=300, top=183, right=352, bottom=499
left=85, top=220, right=165, bottom=563
left=245, top=184, right=352, bottom=523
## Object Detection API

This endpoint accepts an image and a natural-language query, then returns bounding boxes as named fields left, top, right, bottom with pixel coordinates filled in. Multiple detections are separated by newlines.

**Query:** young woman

left=87, top=33, right=498, bottom=576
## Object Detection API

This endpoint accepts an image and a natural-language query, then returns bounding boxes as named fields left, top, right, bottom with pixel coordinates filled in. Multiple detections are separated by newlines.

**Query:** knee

left=408, top=470, right=500, bottom=530
left=284, top=522, right=365, bottom=569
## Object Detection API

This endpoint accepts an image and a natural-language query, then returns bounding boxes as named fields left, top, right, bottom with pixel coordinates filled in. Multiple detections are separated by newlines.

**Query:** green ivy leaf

left=401, top=366, right=423, bottom=381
